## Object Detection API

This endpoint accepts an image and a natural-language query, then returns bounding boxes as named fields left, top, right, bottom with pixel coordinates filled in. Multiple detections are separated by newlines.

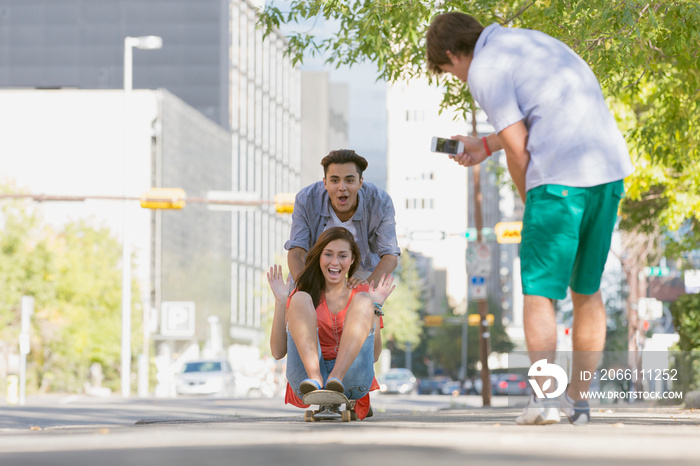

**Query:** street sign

left=477, top=243, right=491, bottom=260
left=424, top=315, right=444, bottom=327
left=495, top=221, right=522, bottom=244
left=470, top=276, right=487, bottom=300
left=161, top=301, right=195, bottom=337
left=685, top=270, right=700, bottom=293
left=644, top=266, right=670, bottom=277
left=466, top=245, right=491, bottom=275
left=638, top=297, right=663, bottom=321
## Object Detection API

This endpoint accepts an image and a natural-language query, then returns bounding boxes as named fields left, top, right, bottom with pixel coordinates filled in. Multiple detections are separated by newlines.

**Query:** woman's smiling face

left=319, top=238, right=354, bottom=285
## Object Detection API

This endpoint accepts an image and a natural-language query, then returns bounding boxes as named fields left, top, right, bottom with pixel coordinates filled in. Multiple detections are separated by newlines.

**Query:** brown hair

left=426, top=12, right=484, bottom=74
left=295, top=227, right=361, bottom=307
left=321, top=149, right=368, bottom=178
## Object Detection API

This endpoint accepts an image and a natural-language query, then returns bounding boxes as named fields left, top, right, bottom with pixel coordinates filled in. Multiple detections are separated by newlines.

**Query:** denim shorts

left=286, top=325, right=376, bottom=400
left=520, top=180, right=624, bottom=300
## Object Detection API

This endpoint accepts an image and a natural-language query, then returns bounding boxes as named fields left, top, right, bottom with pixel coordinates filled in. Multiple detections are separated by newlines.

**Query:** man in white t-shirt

left=285, top=149, right=400, bottom=287
left=426, top=12, right=634, bottom=426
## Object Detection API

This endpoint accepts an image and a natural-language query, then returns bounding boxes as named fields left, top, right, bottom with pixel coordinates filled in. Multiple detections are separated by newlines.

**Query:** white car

left=175, top=359, right=235, bottom=397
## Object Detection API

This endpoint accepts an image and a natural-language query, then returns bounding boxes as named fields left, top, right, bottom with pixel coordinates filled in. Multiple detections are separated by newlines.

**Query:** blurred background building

left=0, top=0, right=301, bottom=394
left=299, top=71, right=349, bottom=187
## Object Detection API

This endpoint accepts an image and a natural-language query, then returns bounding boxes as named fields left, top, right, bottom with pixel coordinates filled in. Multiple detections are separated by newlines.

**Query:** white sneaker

left=560, top=393, right=590, bottom=425
left=515, top=395, right=561, bottom=425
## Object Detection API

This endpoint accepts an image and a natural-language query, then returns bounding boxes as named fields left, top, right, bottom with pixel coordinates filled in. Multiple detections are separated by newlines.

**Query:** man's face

left=438, top=51, right=471, bottom=83
left=323, top=163, right=363, bottom=221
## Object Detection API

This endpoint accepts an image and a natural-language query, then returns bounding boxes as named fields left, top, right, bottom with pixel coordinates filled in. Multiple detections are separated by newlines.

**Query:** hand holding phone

left=431, top=136, right=464, bottom=155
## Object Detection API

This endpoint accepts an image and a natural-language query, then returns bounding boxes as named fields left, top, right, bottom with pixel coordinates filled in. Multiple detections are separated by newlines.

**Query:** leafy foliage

left=427, top=299, right=514, bottom=379
left=381, top=251, right=423, bottom=349
left=0, top=184, right=141, bottom=393
left=669, top=292, right=700, bottom=392
left=670, top=292, right=700, bottom=352
left=260, top=0, right=700, bottom=248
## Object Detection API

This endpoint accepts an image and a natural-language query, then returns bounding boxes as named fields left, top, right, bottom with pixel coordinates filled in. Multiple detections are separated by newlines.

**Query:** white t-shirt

left=324, top=209, right=358, bottom=238
left=468, top=24, right=635, bottom=191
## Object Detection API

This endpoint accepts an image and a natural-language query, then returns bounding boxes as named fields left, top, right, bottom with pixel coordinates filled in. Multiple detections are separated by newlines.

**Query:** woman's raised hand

left=267, top=265, right=291, bottom=301
left=368, top=273, right=396, bottom=305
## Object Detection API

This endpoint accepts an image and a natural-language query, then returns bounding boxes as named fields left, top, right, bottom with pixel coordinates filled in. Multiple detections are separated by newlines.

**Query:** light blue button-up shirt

left=284, top=181, right=401, bottom=274
left=468, top=24, right=634, bottom=191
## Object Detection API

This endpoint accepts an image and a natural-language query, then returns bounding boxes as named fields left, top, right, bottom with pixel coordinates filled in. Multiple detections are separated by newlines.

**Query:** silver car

left=175, top=359, right=235, bottom=397
left=378, top=368, right=417, bottom=395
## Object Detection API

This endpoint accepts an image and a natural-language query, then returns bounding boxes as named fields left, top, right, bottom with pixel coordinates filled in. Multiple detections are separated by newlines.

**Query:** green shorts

left=520, top=180, right=625, bottom=300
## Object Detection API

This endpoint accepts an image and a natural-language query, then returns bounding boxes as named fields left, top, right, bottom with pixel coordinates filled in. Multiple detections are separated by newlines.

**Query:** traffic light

left=468, top=314, right=494, bottom=326
left=424, top=315, right=443, bottom=327
left=495, top=221, right=522, bottom=244
left=644, top=266, right=670, bottom=277
left=274, top=193, right=295, bottom=214
left=140, top=188, right=186, bottom=209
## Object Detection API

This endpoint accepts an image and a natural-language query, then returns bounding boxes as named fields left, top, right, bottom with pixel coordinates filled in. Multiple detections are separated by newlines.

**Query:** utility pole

left=471, top=107, right=492, bottom=406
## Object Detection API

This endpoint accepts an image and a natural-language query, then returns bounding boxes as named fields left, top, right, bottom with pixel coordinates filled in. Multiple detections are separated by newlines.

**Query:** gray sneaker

left=561, top=394, right=590, bottom=425
left=515, top=395, right=561, bottom=425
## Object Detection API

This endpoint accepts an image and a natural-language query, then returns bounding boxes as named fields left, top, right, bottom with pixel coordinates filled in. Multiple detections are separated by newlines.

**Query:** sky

left=268, top=1, right=389, bottom=189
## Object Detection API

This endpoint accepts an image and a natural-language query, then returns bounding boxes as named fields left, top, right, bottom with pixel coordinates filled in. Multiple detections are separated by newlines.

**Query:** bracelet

left=482, top=136, right=492, bottom=156
left=373, top=303, right=384, bottom=317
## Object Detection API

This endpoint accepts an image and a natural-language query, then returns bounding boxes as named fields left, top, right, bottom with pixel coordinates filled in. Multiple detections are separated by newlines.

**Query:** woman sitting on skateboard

left=267, top=227, right=395, bottom=419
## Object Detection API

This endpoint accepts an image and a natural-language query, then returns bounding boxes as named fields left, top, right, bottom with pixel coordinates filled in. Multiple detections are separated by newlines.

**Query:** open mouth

left=337, top=195, right=348, bottom=206
left=327, top=267, right=343, bottom=279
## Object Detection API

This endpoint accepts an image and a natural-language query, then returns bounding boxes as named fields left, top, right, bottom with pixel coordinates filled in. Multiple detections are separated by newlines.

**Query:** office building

left=0, top=0, right=301, bottom=388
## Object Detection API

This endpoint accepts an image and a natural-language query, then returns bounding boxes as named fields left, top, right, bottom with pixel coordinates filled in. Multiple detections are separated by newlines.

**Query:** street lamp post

left=122, top=35, right=162, bottom=398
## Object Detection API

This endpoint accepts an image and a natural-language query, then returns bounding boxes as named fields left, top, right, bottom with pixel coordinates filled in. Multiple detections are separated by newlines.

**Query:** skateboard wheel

left=341, top=410, right=352, bottom=422
left=350, top=410, right=357, bottom=421
left=304, top=410, right=315, bottom=422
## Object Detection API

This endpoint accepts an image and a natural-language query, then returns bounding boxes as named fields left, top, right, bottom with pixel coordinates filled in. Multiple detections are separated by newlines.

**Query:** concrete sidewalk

left=0, top=395, right=698, bottom=465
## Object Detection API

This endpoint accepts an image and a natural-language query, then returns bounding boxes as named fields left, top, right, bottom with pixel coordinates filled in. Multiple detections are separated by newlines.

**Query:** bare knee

left=347, top=292, right=373, bottom=320
left=288, top=292, right=316, bottom=322
left=571, top=290, right=604, bottom=311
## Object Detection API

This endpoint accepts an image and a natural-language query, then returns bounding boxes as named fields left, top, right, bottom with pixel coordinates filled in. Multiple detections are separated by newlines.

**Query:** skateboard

left=301, top=389, right=357, bottom=422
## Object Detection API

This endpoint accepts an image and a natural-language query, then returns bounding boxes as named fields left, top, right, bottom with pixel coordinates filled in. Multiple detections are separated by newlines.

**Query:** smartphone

left=430, top=136, right=464, bottom=155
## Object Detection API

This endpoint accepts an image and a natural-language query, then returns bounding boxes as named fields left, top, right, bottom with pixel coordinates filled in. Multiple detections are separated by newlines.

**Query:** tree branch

left=502, top=1, right=536, bottom=25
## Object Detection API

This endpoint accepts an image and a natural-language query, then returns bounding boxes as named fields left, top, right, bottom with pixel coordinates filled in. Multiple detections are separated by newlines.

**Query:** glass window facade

left=229, top=1, right=300, bottom=342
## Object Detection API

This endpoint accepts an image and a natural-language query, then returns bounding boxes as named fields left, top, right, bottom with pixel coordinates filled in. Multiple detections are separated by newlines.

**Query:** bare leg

left=523, top=295, right=558, bottom=395
left=516, top=295, right=562, bottom=425
left=287, top=292, right=322, bottom=387
left=568, top=290, right=606, bottom=401
left=328, top=293, right=373, bottom=382
left=524, top=294, right=557, bottom=362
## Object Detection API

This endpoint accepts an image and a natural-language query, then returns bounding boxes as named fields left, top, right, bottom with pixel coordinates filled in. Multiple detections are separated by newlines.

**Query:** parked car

left=493, top=373, right=530, bottom=396
left=440, top=380, right=464, bottom=396
left=175, top=359, right=235, bottom=397
left=470, top=374, right=500, bottom=395
left=378, top=368, right=417, bottom=395
left=417, top=376, right=453, bottom=395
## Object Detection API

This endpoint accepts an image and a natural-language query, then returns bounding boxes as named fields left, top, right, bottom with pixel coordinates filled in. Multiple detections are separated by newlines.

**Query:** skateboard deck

left=301, top=389, right=357, bottom=422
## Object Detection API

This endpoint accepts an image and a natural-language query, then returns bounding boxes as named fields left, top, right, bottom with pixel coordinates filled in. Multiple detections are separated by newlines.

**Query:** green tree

left=381, top=250, right=423, bottom=350
left=35, top=220, right=142, bottom=393
left=427, top=299, right=514, bottom=379
left=0, top=185, right=56, bottom=383
left=1, top=183, right=141, bottom=393
left=669, top=292, right=700, bottom=393
left=260, top=0, right=700, bottom=245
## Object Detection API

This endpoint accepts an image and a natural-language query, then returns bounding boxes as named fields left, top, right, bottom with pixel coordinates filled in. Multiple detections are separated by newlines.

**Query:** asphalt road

left=1, top=394, right=698, bottom=465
